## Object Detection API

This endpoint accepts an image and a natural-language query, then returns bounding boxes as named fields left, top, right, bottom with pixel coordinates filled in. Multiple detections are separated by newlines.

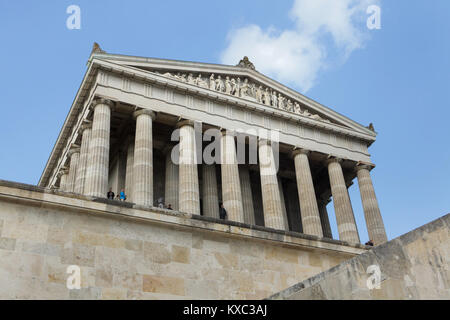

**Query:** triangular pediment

left=89, top=50, right=376, bottom=136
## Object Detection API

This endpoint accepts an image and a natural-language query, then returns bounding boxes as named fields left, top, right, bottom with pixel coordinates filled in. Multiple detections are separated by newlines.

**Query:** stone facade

left=269, top=213, right=450, bottom=300
left=0, top=45, right=396, bottom=300
left=36, top=46, right=388, bottom=251
left=0, top=180, right=366, bottom=299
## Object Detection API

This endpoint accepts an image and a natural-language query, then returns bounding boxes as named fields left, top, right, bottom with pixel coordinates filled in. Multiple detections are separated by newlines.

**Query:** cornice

left=39, top=53, right=378, bottom=189
left=92, top=58, right=376, bottom=142
left=90, top=52, right=377, bottom=137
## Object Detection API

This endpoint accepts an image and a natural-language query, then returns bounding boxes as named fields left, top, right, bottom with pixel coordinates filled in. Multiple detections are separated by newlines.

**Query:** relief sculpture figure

left=154, top=70, right=332, bottom=123
left=225, top=76, right=232, bottom=94
left=209, top=74, right=215, bottom=90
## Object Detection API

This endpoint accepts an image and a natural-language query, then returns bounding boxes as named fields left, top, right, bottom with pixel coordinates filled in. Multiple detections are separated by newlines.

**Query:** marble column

left=125, top=136, right=134, bottom=202
left=292, top=149, right=323, bottom=237
left=202, top=164, right=219, bottom=218
left=132, top=109, right=156, bottom=207
left=239, top=165, right=255, bottom=225
left=178, top=120, right=200, bottom=215
left=58, top=168, right=69, bottom=192
left=258, top=139, right=284, bottom=230
left=165, top=145, right=179, bottom=211
left=75, top=122, right=92, bottom=195
left=327, top=157, right=360, bottom=243
left=318, top=198, right=333, bottom=238
left=66, top=147, right=80, bottom=193
left=277, top=176, right=290, bottom=231
left=356, top=163, right=387, bottom=245
left=220, top=130, right=244, bottom=223
left=85, top=98, right=113, bottom=198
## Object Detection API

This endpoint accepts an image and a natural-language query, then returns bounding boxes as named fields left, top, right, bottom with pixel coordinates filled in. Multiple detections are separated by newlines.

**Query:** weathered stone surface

left=0, top=181, right=366, bottom=299
left=269, top=214, right=450, bottom=300
left=171, top=245, right=190, bottom=264
left=0, top=237, right=16, bottom=250
left=178, top=122, right=200, bottom=215
left=327, top=158, right=360, bottom=243
left=143, top=275, right=185, bottom=296
left=356, top=165, right=387, bottom=245
left=293, top=149, right=323, bottom=237
left=220, top=131, right=245, bottom=223
left=132, top=110, right=155, bottom=206
left=84, top=100, right=112, bottom=198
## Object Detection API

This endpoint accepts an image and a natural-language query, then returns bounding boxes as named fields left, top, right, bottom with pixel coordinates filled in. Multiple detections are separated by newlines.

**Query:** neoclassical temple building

left=0, top=43, right=392, bottom=299
left=3, top=44, right=448, bottom=301
left=39, top=43, right=386, bottom=246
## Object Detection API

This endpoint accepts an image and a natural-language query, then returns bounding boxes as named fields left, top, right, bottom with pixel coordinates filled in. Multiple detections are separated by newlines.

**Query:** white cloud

left=220, top=0, right=378, bottom=92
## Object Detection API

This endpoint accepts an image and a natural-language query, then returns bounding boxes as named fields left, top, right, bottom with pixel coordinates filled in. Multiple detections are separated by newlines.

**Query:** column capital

left=220, top=128, right=237, bottom=136
left=291, top=147, right=310, bottom=158
left=326, top=155, right=343, bottom=165
left=176, top=119, right=196, bottom=129
left=79, top=121, right=92, bottom=134
left=68, top=145, right=81, bottom=157
left=258, top=138, right=272, bottom=147
left=91, top=97, right=115, bottom=109
left=133, top=108, right=156, bottom=120
left=57, top=167, right=69, bottom=177
left=355, top=161, right=376, bottom=172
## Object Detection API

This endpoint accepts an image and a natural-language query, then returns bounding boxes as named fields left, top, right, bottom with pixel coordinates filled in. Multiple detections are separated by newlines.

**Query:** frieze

left=153, top=70, right=333, bottom=124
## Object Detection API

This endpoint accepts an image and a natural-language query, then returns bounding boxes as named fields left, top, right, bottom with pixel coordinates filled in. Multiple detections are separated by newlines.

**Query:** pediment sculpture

left=236, top=56, right=256, bottom=70
left=154, top=70, right=332, bottom=124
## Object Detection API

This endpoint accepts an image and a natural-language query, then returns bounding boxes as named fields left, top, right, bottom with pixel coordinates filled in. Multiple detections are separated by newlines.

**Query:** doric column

left=292, top=149, right=323, bottom=237
left=318, top=197, right=333, bottom=238
left=165, top=145, right=179, bottom=211
left=277, top=176, right=290, bottom=231
left=178, top=120, right=200, bottom=215
left=356, top=163, right=387, bottom=245
left=258, top=139, right=284, bottom=230
left=58, top=168, right=69, bottom=192
left=125, top=136, right=134, bottom=202
left=327, top=157, right=360, bottom=243
left=132, top=109, right=156, bottom=207
left=74, top=122, right=92, bottom=194
left=85, top=98, right=113, bottom=197
left=202, top=164, right=219, bottom=218
left=220, top=130, right=244, bottom=222
left=239, top=165, right=255, bottom=225
left=66, top=147, right=80, bottom=193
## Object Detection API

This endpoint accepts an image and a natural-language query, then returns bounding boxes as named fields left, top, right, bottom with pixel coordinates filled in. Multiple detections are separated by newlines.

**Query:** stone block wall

left=269, top=214, right=450, bottom=299
left=0, top=180, right=366, bottom=299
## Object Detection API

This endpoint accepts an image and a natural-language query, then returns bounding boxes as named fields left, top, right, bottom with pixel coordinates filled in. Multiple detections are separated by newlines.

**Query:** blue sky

left=0, top=1, right=448, bottom=243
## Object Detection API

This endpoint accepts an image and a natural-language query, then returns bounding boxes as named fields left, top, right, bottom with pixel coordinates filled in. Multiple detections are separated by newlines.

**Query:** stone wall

left=269, top=213, right=450, bottom=300
left=0, top=180, right=366, bottom=299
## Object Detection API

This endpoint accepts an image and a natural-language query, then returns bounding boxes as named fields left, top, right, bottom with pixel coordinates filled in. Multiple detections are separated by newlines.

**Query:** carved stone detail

left=154, top=70, right=333, bottom=124
left=236, top=56, right=256, bottom=70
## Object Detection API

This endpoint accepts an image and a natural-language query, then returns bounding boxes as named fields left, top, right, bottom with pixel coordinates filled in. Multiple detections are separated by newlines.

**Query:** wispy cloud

left=220, top=0, right=378, bottom=92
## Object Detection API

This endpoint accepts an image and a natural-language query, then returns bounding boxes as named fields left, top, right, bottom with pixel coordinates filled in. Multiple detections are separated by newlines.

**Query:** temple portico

left=39, top=45, right=387, bottom=246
